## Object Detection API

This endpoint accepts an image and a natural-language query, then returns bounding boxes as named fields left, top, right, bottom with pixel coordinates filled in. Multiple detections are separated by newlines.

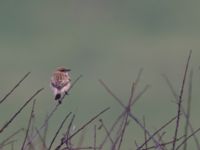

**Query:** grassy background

left=0, top=0, right=200, bottom=149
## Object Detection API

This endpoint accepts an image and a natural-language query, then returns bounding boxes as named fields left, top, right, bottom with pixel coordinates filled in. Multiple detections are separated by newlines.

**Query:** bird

left=50, top=67, right=71, bottom=104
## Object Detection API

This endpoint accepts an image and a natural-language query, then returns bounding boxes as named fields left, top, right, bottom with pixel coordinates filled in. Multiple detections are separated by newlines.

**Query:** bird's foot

left=58, top=100, right=62, bottom=104
left=55, top=94, right=61, bottom=100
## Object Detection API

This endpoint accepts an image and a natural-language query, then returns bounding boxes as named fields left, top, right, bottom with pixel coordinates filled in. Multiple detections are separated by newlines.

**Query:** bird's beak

left=66, top=69, right=71, bottom=72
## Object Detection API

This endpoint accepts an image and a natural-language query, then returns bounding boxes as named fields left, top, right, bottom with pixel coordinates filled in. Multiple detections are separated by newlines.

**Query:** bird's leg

left=65, top=91, right=69, bottom=95
left=58, top=99, right=62, bottom=104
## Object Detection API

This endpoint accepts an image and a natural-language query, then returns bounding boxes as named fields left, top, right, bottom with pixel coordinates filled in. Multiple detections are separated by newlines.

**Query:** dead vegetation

left=0, top=50, right=200, bottom=150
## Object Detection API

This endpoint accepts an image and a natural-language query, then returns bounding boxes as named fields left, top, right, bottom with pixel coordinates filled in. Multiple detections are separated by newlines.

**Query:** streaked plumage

left=50, top=67, right=71, bottom=103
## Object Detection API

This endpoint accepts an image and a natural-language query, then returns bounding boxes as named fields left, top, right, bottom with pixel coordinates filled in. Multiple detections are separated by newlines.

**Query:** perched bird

left=50, top=67, right=71, bottom=103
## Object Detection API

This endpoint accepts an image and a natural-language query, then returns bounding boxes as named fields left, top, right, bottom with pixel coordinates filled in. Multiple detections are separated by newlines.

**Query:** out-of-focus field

left=0, top=1, right=200, bottom=149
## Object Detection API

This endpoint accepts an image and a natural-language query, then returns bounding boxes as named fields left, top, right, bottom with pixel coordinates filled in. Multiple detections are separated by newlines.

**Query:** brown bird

left=50, top=67, right=71, bottom=103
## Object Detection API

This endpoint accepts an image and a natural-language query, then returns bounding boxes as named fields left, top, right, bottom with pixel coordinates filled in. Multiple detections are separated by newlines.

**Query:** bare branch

left=0, top=72, right=31, bottom=105
left=162, top=73, right=200, bottom=149
left=55, top=107, right=110, bottom=150
left=117, top=82, right=135, bottom=150
left=183, top=69, right=193, bottom=150
left=35, top=127, right=47, bottom=150
left=143, top=116, right=148, bottom=150
left=21, top=99, right=37, bottom=150
left=59, top=75, right=83, bottom=103
left=172, top=50, right=192, bottom=150
left=0, top=88, right=44, bottom=134
left=0, top=128, right=24, bottom=147
left=94, top=125, right=97, bottom=150
left=99, top=119, right=114, bottom=145
left=143, top=135, right=184, bottom=150
left=48, top=112, right=72, bottom=150
left=176, top=127, right=200, bottom=150
left=99, top=85, right=150, bottom=149
left=99, top=80, right=160, bottom=148
left=137, top=115, right=179, bottom=150
left=99, top=79, right=125, bottom=107
left=0, top=140, right=17, bottom=149
left=63, top=114, right=75, bottom=148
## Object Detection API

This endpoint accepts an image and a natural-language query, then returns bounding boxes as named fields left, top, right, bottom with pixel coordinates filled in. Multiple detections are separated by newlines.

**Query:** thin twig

left=61, top=146, right=100, bottom=150
left=35, top=127, right=47, bottom=150
left=172, top=50, right=192, bottom=150
left=128, top=109, right=162, bottom=148
left=143, top=135, right=184, bottom=150
left=26, top=134, right=35, bottom=150
left=162, top=74, right=178, bottom=99
left=99, top=80, right=160, bottom=148
left=100, top=70, right=146, bottom=149
left=0, top=128, right=24, bottom=147
left=30, top=110, right=36, bottom=138
left=48, top=112, right=72, bottom=150
left=0, top=88, right=44, bottom=134
left=155, top=131, right=167, bottom=150
left=116, top=112, right=129, bottom=150
left=77, top=129, right=86, bottom=148
left=21, top=99, right=37, bottom=150
left=135, top=68, right=144, bottom=86
left=99, top=85, right=150, bottom=149
left=94, top=125, right=97, bottom=150
left=143, top=116, right=148, bottom=150
left=176, top=127, right=200, bottom=150
left=99, top=110, right=125, bottom=150
left=129, top=82, right=135, bottom=106
left=55, top=107, right=110, bottom=150
left=137, top=115, right=179, bottom=150
left=68, top=107, right=110, bottom=140
left=99, top=80, right=125, bottom=107
left=99, top=119, right=114, bottom=145
left=43, top=114, right=49, bottom=148
left=11, top=141, right=14, bottom=150
left=111, top=114, right=126, bottom=150
left=135, top=141, right=139, bottom=149
left=117, top=82, right=135, bottom=150
left=64, top=114, right=75, bottom=148
left=183, top=69, right=193, bottom=150
left=0, top=140, right=17, bottom=149
left=131, top=85, right=151, bottom=106
left=0, top=72, right=31, bottom=104
left=162, top=74, right=200, bottom=149
left=59, top=75, right=83, bottom=103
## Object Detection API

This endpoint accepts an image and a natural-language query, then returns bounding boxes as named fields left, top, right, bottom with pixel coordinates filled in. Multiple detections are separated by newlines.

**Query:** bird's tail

left=55, top=93, right=61, bottom=100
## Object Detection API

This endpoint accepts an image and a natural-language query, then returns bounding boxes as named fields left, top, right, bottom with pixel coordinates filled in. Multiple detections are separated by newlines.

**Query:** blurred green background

left=0, top=0, right=200, bottom=149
